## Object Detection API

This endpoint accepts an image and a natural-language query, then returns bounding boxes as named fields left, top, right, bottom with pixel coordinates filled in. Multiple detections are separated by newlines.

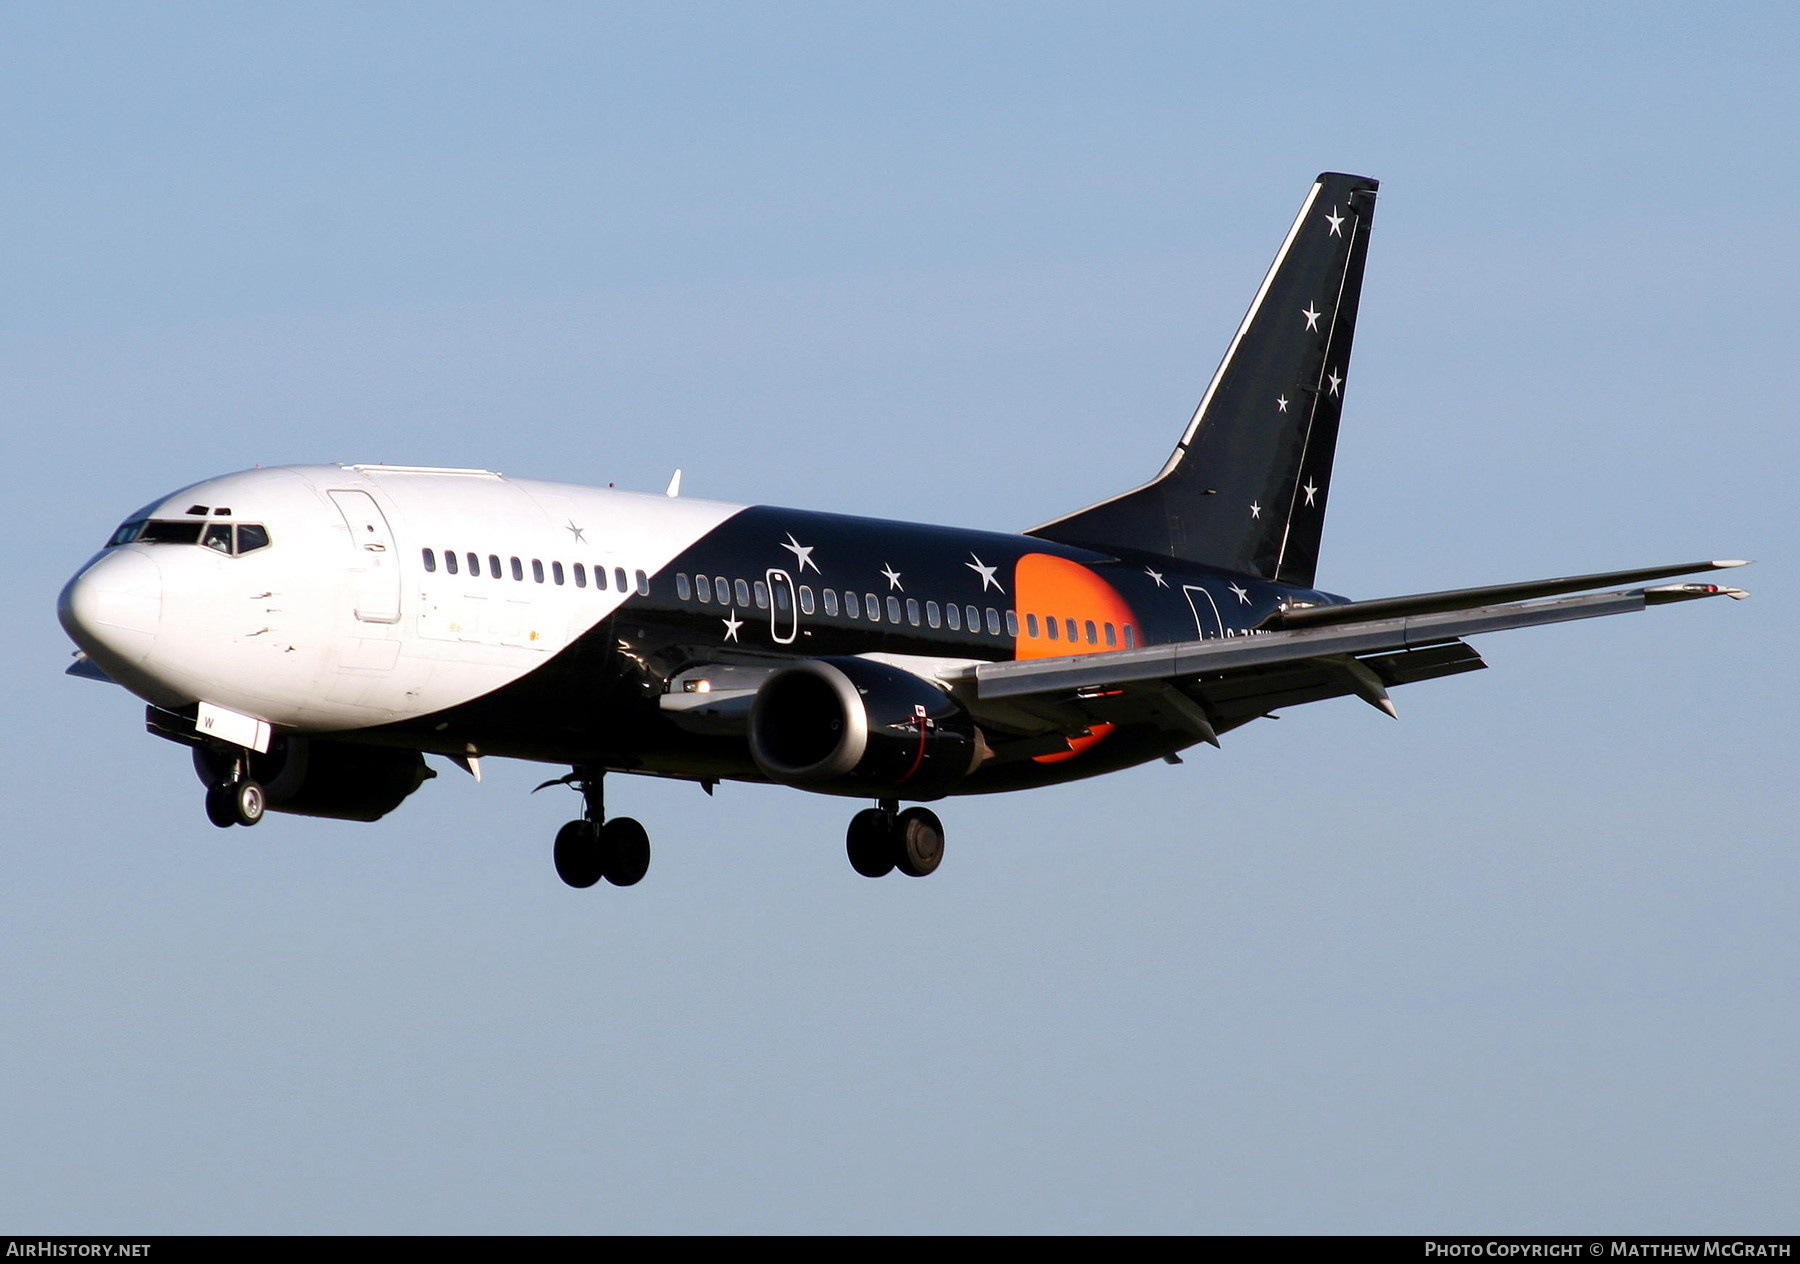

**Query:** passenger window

left=946, top=603, right=961, bottom=630
left=866, top=594, right=882, bottom=623
left=1124, top=624, right=1136, bottom=648
left=985, top=608, right=1000, bottom=636
left=1065, top=618, right=1078, bottom=642
left=466, top=552, right=479, bottom=576
left=202, top=523, right=232, bottom=554
left=533, top=560, right=545, bottom=584
left=965, top=605, right=980, bottom=632
left=905, top=598, right=920, bottom=626
left=616, top=567, right=630, bottom=593
left=1006, top=611, right=1019, bottom=637
left=489, top=555, right=502, bottom=579
left=886, top=596, right=902, bottom=623
left=553, top=561, right=565, bottom=586
left=1085, top=620, right=1097, bottom=644
left=823, top=588, right=839, bottom=616
left=774, top=583, right=791, bottom=611
left=446, top=551, right=459, bottom=575
left=635, top=570, right=649, bottom=596
left=845, top=591, right=860, bottom=618
left=1026, top=613, right=1039, bottom=637
left=926, top=601, right=940, bottom=628
left=1047, top=616, right=1060, bottom=641
left=574, top=563, right=587, bottom=588
left=595, top=567, right=609, bottom=591
left=714, top=577, right=729, bottom=603
left=1105, top=622, right=1117, bottom=647
left=798, top=586, right=814, bottom=614
left=734, top=578, right=750, bottom=606
left=696, top=574, right=711, bottom=602
left=754, top=580, right=769, bottom=609
left=510, top=557, right=523, bottom=581
left=423, top=548, right=437, bottom=573
left=677, top=574, right=693, bottom=601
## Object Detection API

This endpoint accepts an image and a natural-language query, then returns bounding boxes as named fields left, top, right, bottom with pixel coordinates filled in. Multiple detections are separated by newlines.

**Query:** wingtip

left=1712, top=559, right=1750, bottom=568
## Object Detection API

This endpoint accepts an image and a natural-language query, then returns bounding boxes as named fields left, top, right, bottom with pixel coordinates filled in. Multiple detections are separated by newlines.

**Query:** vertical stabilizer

left=1027, top=172, right=1378, bottom=587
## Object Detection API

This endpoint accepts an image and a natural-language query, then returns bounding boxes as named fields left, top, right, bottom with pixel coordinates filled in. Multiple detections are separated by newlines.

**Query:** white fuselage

left=61, top=464, right=745, bottom=734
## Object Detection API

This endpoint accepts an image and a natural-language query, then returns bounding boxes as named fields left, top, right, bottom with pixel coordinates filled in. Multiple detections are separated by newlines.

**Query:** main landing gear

left=547, top=768, right=651, bottom=889
left=203, top=752, right=265, bottom=829
left=846, top=800, right=945, bottom=878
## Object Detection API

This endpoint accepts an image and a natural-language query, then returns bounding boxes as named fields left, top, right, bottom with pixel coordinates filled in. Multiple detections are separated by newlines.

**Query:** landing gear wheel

left=205, top=779, right=265, bottom=828
left=846, top=808, right=896, bottom=878
left=233, top=779, right=266, bottom=827
left=600, top=817, right=651, bottom=887
left=553, top=819, right=604, bottom=889
left=894, top=807, right=944, bottom=877
left=204, top=782, right=238, bottom=829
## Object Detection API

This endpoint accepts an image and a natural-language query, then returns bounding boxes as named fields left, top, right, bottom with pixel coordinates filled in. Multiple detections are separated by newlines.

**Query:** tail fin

left=1027, top=172, right=1378, bottom=587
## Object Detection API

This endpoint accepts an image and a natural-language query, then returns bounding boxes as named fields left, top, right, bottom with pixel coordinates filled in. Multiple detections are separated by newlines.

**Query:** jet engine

left=193, top=735, right=434, bottom=822
left=748, top=657, right=980, bottom=799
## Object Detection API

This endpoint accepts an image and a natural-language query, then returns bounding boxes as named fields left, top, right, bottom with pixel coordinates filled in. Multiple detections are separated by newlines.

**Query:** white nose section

left=58, top=549, right=163, bottom=666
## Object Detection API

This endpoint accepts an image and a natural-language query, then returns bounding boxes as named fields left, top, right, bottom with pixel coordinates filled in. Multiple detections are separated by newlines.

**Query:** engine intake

left=748, top=657, right=979, bottom=799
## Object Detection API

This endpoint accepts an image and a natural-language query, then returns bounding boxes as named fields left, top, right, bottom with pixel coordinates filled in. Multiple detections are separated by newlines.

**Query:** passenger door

left=328, top=490, right=401, bottom=623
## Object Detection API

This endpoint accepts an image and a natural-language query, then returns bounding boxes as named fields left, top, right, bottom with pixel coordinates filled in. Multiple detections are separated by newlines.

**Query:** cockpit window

left=139, top=520, right=205, bottom=545
left=110, top=518, right=272, bottom=555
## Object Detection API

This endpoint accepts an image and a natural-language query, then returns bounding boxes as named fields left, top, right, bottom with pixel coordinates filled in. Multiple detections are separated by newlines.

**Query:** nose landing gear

left=545, top=768, right=651, bottom=889
left=846, top=800, right=945, bottom=878
left=203, top=753, right=265, bottom=829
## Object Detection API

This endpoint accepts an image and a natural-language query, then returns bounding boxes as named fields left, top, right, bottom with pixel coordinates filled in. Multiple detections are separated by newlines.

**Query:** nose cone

left=59, top=549, right=163, bottom=667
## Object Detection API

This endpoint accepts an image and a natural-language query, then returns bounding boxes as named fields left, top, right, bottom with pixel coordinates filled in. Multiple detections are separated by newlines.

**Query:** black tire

left=553, top=819, right=604, bottom=889
left=894, top=807, right=944, bottom=877
left=204, top=782, right=238, bottom=829
left=233, top=779, right=266, bottom=827
left=601, top=817, right=651, bottom=887
left=846, top=808, right=896, bottom=878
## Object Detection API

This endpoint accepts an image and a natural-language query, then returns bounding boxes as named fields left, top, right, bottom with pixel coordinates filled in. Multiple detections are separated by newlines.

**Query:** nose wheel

left=204, top=776, right=265, bottom=828
left=546, top=768, right=651, bottom=889
left=846, top=802, right=944, bottom=878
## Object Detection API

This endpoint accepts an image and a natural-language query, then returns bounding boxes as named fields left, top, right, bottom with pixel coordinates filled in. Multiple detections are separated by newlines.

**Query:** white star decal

left=1249, top=501, right=1262, bottom=519
left=966, top=554, right=1004, bottom=592
left=781, top=532, right=820, bottom=573
left=1303, top=479, right=1318, bottom=506
left=565, top=520, right=586, bottom=543
left=1325, top=207, right=1344, bottom=236
left=1327, top=368, right=1342, bottom=396
left=1145, top=567, right=1167, bottom=588
left=1276, top=394, right=1289, bottom=413
left=1302, top=303, right=1321, bottom=332
left=721, top=609, right=743, bottom=642
left=1228, top=582, right=1251, bottom=604
left=880, top=563, right=903, bottom=590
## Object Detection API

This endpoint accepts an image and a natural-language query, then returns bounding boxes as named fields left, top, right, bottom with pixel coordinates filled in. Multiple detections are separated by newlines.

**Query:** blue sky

left=3, top=2, right=1794, bottom=1233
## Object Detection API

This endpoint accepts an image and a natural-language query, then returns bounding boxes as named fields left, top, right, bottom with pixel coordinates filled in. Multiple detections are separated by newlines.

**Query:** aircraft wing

left=940, top=578, right=1747, bottom=752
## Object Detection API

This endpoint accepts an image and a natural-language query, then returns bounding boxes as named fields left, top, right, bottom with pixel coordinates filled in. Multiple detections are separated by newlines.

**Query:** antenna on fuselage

left=665, top=469, right=683, bottom=497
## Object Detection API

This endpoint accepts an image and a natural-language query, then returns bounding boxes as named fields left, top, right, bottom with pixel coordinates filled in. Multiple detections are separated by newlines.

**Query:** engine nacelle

left=748, top=657, right=980, bottom=800
left=193, top=735, right=434, bottom=822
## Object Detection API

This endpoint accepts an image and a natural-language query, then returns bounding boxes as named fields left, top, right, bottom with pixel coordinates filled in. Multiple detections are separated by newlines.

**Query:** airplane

left=56, top=172, right=1747, bottom=889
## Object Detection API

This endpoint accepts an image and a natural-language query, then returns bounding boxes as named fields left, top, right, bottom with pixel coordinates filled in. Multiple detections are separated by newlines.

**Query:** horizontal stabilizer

left=1272, top=560, right=1749, bottom=630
